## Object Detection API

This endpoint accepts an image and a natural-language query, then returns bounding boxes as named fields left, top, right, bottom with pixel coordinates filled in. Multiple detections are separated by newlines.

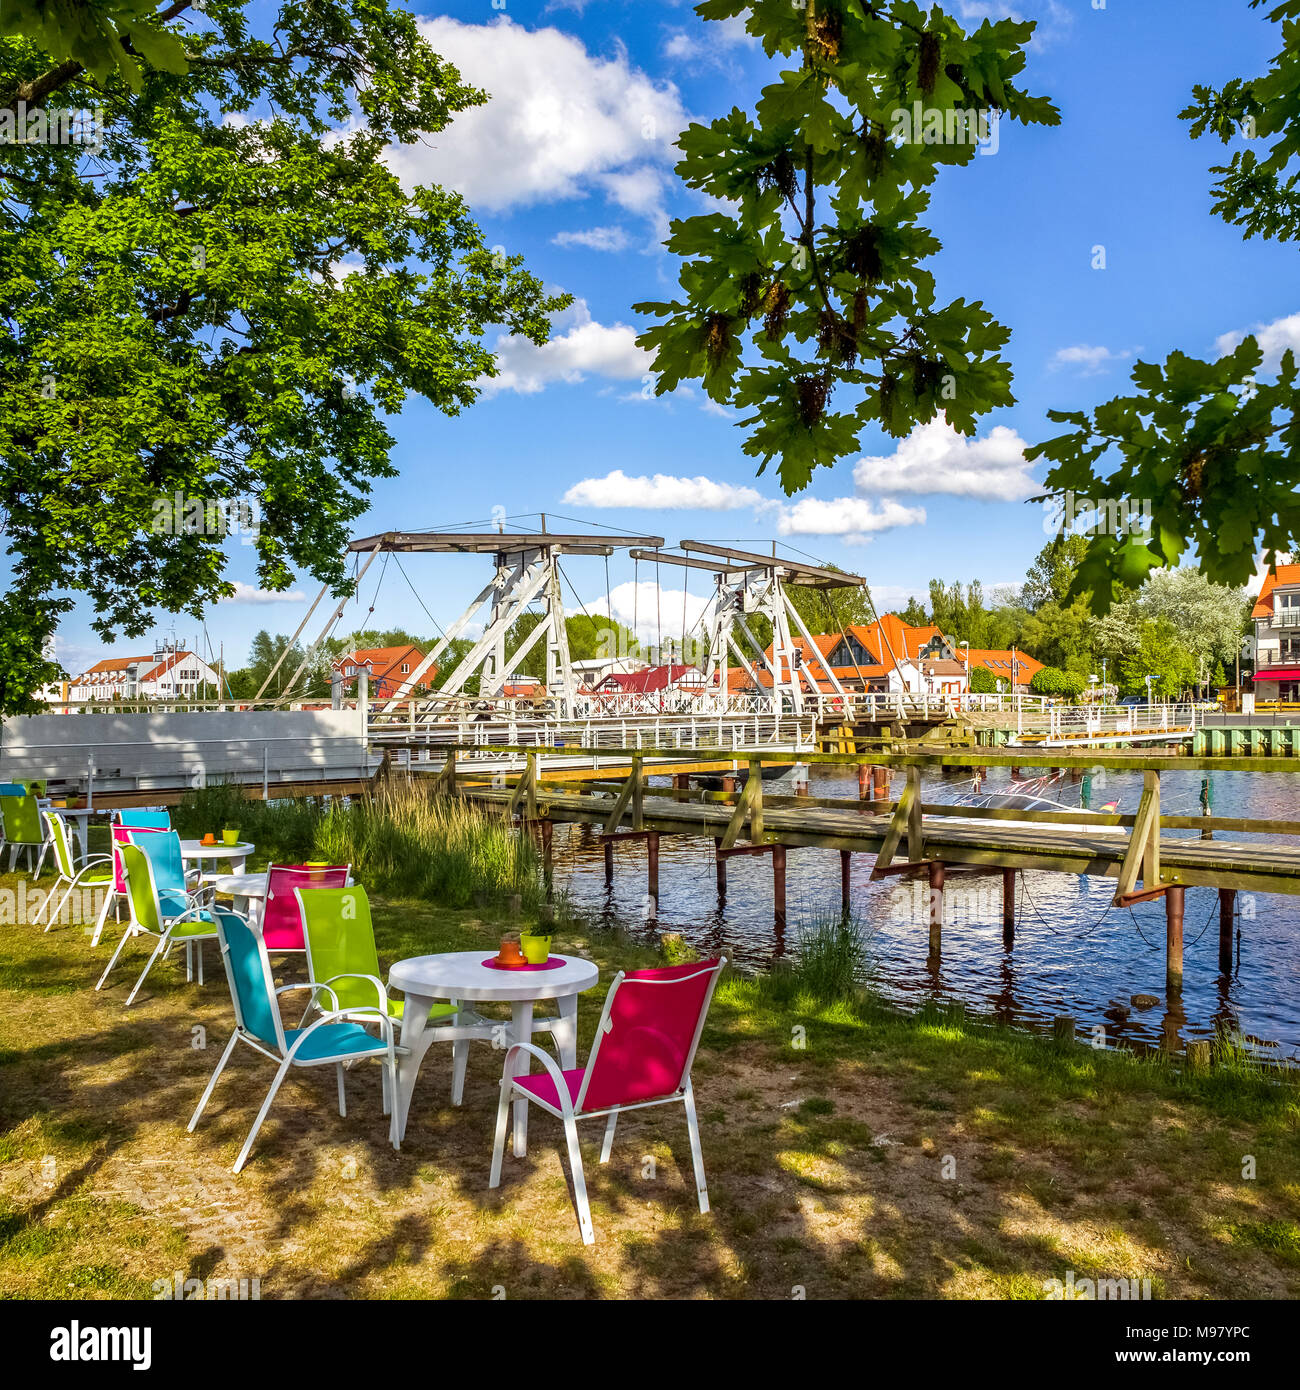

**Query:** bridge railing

left=372, top=711, right=822, bottom=759
left=1010, top=703, right=1199, bottom=742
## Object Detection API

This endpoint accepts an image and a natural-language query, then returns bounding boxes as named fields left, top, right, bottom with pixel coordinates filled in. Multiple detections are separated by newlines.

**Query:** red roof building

left=332, top=645, right=434, bottom=700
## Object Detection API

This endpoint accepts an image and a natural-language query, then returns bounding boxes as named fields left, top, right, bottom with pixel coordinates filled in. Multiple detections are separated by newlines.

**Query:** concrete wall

left=0, top=708, right=372, bottom=794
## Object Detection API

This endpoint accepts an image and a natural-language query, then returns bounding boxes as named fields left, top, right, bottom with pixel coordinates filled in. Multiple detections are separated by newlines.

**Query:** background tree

left=1120, top=619, right=1198, bottom=700
left=0, top=1, right=564, bottom=714
left=1112, top=567, right=1247, bottom=689
left=968, top=665, right=997, bottom=694
left=899, top=595, right=929, bottom=627
left=1029, top=0, right=1300, bottom=609
left=637, top=0, right=1058, bottom=491
left=1030, top=666, right=1086, bottom=701
left=1020, top=535, right=1090, bottom=611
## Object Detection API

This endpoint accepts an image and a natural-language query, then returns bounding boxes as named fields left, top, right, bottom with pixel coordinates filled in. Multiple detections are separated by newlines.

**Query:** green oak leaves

left=634, top=0, right=1059, bottom=494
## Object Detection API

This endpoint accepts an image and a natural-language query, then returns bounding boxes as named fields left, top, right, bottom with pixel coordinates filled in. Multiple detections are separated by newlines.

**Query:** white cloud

left=775, top=497, right=926, bottom=542
left=582, top=579, right=713, bottom=649
left=563, top=469, right=765, bottom=510
left=1216, top=312, right=1300, bottom=370
left=480, top=298, right=651, bottom=396
left=866, top=583, right=928, bottom=612
left=387, top=17, right=688, bottom=238
left=552, top=225, right=631, bottom=253
left=1050, top=344, right=1133, bottom=374
left=562, top=467, right=926, bottom=542
left=52, top=638, right=103, bottom=678
left=662, top=14, right=756, bottom=66
left=852, top=418, right=1039, bottom=502
left=220, top=582, right=307, bottom=604
left=957, top=0, right=1073, bottom=49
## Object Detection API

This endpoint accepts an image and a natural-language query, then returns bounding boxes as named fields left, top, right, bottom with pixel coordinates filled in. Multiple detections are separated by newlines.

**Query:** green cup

left=520, top=933, right=551, bottom=965
left=221, top=827, right=240, bottom=846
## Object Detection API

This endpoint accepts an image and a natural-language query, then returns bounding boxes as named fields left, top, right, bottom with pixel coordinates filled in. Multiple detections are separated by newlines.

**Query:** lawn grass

left=1, top=828, right=1298, bottom=1299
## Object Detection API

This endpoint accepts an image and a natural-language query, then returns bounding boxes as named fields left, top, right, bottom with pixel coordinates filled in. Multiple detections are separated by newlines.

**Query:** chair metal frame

left=189, top=910, right=401, bottom=1173
left=489, top=958, right=725, bottom=1244
left=95, top=843, right=218, bottom=1006
left=33, top=811, right=115, bottom=931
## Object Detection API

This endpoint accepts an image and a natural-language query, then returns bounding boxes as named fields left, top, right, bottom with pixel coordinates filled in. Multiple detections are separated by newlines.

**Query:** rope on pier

left=1017, top=869, right=1115, bottom=939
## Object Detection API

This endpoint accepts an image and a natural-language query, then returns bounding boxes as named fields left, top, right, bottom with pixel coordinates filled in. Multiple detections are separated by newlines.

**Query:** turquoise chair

left=117, top=810, right=171, bottom=830
left=189, top=909, right=399, bottom=1173
left=125, top=829, right=205, bottom=918
left=1, top=792, right=49, bottom=878
left=96, top=844, right=220, bottom=1006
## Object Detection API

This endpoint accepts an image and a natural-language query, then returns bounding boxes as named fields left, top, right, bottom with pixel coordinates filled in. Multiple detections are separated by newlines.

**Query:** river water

left=545, top=765, right=1300, bottom=1057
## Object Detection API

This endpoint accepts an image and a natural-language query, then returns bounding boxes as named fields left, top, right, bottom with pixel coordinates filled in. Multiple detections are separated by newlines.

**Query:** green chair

left=34, top=811, right=114, bottom=931
left=97, top=844, right=220, bottom=1006
left=295, top=885, right=494, bottom=1106
left=1, top=792, right=49, bottom=878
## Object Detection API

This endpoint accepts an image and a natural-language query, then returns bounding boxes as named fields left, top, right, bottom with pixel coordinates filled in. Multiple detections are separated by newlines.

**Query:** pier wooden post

left=748, top=759, right=764, bottom=841
left=1166, top=884, right=1185, bottom=993
left=722, top=774, right=737, bottom=794
left=647, top=831, right=660, bottom=910
left=858, top=764, right=870, bottom=799
left=840, top=850, right=851, bottom=915
left=928, top=859, right=944, bottom=960
left=773, top=844, right=787, bottom=927
left=1218, top=888, right=1235, bottom=974
left=604, top=841, right=614, bottom=887
left=673, top=773, right=690, bottom=792
left=1002, top=867, right=1016, bottom=947
left=873, top=766, right=890, bottom=801
left=540, top=818, right=553, bottom=886
left=715, top=838, right=726, bottom=897
left=631, top=754, right=644, bottom=832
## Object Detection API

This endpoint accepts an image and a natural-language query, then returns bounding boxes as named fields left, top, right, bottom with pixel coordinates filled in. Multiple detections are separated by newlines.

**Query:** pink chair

left=260, top=864, right=350, bottom=951
left=489, top=957, right=726, bottom=1244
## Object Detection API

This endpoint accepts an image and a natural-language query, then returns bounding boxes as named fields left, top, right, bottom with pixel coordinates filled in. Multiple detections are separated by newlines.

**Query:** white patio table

left=179, top=839, right=254, bottom=876
left=208, top=871, right=268, bottom=920
left=387, top=951, right=600, bottom=1152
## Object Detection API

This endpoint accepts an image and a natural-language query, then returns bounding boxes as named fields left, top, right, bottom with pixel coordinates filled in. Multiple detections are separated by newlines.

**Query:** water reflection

left=546, top=765, right=1300, bottom=1057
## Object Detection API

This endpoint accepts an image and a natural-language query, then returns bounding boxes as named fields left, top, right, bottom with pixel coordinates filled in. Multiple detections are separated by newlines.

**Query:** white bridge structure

left=257, top=527, right=891, bottom=726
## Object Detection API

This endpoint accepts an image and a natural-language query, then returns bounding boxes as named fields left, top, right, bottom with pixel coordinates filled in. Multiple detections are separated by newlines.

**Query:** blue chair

left=117, top=810, right=171, bottom=830
left=189, top=909, right=399, bottom=1173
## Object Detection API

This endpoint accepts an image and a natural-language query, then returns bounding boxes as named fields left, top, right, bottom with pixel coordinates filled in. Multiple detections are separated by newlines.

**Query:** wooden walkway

left=470, top=785, right=1300, bottom=898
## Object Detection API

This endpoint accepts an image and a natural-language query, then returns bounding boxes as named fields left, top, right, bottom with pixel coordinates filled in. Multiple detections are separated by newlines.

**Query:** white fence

left=0, top=708, right=372, bottom=799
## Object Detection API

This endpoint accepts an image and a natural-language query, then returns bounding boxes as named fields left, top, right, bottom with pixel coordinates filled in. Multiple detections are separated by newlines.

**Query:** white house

left=70, top=646, right=221, bottom=701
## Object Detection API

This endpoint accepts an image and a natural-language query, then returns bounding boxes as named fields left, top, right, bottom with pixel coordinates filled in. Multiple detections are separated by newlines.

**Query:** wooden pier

left=437, top=745, right=1300, bottom=996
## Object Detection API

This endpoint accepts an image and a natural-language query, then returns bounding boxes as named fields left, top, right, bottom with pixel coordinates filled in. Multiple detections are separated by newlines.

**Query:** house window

left=345, top=664, right=355, bottom=675
left=400, top=663, right=410, bottom=674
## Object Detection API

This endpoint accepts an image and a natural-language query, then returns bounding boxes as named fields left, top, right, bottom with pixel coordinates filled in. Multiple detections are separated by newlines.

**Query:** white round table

left=387, top=952, right=600, bottom=1151
left=179, top=839, right=254, bottom=875
left=209, top=871, right=267, bottom=918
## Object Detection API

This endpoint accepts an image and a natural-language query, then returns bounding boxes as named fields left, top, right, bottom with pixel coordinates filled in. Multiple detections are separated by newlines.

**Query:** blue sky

left=53, top=0, right=1295, bottom=673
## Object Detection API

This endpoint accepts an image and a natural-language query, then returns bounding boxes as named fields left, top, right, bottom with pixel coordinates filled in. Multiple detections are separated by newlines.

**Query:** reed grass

left=311, top=782, right=545, bottom=912
left=758, top=905, right=869, bottom=1006
left=172, top=781, right=319, bottom=862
